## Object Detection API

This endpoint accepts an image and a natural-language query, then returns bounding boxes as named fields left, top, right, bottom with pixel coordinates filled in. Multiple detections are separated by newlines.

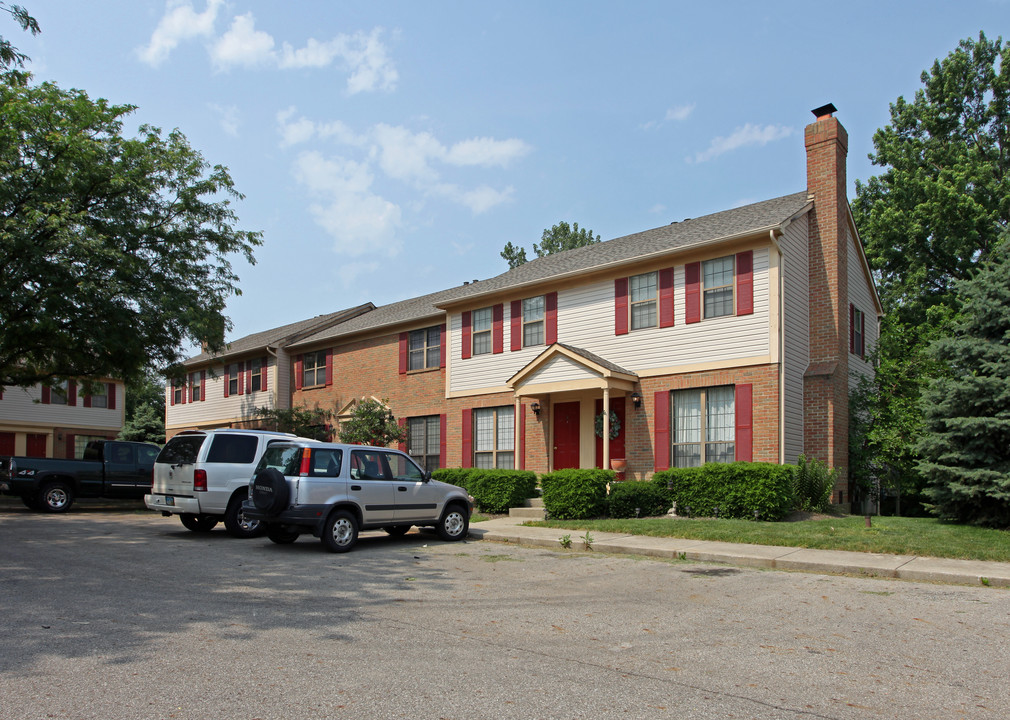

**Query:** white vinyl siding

left=165, top=356, right=280, bottom=429
left=449, top=248, right=772, bottom=394
left=847, top=228, right=878, bottom=391
left=780, top=213, right=809, bottom=465
left=0, top=383, right=124, bottom=430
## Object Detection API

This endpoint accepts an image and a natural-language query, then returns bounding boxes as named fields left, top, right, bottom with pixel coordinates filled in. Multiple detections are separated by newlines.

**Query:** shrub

left=607, top=480, right=671, bottom=518
left=432, top=468, right=537, bottom=513
left=791, top=455, right=838, bottom=512
left=651, top=462, right=793, bottom=520
left=540, top=469, right=611, bottom=520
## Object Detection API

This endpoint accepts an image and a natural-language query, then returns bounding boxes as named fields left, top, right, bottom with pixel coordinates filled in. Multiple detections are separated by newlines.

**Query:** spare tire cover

left=252, top=468, right=289, bottom=514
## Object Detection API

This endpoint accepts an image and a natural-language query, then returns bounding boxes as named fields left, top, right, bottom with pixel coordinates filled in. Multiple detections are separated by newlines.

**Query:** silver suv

left=242, top=441, right=474, bottom=553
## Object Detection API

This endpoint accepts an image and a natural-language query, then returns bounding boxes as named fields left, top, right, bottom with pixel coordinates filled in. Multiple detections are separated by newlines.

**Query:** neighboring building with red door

left=0, top=379, right=125, bottom=458
left=170, top=107, right=880, bottom=506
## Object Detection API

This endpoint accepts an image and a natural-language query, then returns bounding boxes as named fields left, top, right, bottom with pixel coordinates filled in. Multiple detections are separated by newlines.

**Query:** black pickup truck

left=0, top=440, right=161, bottom=512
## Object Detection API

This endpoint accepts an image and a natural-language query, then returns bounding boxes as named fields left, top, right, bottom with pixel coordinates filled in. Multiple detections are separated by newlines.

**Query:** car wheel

left=180, top=513, right=218, bottom=532
left=265, top=524, right=300, bottom=544
left=224, top=496, right=264, bottom=538
left=383, top=525, right=411, bottom=537
left=39, top=481, right=74, bottom=513
left=321, top=510, right=358, bottom=553
left=251, top=468, right=289, bottom=514
left=436, top=504, right=469, bottom=542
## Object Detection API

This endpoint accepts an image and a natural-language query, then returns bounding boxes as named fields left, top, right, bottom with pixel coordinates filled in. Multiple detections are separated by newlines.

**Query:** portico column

left=602, top=386, right=611, bottom=470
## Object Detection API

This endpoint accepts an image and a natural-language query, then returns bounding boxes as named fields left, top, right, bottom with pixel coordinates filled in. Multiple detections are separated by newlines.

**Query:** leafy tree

left=0, top=3, right=39, bottom=79
left=917, top=248, right=1010, bottom=527
left=118, top=370, right=166, bottom=444
left=0, top=79, right=261, bottom=389
left=337, top=398, right=405, bottom=447
left=501, top=221, right=601, bottom=269
left=254, top=405, right=333, bottom=442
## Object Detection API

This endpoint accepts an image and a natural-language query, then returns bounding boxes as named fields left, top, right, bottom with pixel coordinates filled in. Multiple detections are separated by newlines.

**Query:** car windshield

left=157, top=435, right=205, bottom=464
left=257, top=445, right=303, bottom=475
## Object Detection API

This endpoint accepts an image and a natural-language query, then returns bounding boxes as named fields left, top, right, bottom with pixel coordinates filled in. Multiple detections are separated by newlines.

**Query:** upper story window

left=227, top=363, right=240, bottom=396
left=473, top=406, right=514, bottom=469
left=50, top=380, right=70, bottom=405
left=630, top=272, right=658, bottom=330
left=409, top=327, right=441, bottom=370
left=522, top=296, right=545, bottom=347
left=851, top=305, right=866, bottom=359
left=190, top=372, right=202, bottom=402
left=173, top=382, right=185, bottom=405
left=302, top=350, right=327, bottom=388
left=703, top=256, right=735, bottom=318
left=672, top=386, right=735, bottom=467
left=472, top=308, right=493, bottom=356
left=89, top=384, right=108, bottom=408
left=248, top=358, right=265, bottom=392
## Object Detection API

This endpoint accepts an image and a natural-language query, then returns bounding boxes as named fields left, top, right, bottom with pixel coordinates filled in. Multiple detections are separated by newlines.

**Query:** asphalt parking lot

left=1, top=505, right=1007, bottom=719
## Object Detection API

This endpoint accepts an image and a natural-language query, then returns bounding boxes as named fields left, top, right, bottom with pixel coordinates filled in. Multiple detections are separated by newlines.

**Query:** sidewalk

left=469, top=516, right=1010, bottom=588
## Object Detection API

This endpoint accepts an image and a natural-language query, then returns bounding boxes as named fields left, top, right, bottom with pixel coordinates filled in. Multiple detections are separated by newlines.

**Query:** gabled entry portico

left=507, top=344, right=638, bottom=472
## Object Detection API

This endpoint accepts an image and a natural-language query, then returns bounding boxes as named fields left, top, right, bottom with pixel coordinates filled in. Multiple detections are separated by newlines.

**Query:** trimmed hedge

left=540, top=469, right=612, bottom=520
left=432, top=468, right=537, bottom=513
left=651, top=462, right=794, bottom=520
left=607, top=481, right=672, bottom=518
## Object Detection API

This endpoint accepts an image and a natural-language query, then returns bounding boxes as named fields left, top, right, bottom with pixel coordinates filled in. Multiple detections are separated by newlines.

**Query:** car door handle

left=351, top=485, right=361, bottom=491
left=397, top=486, right=407, bottom=492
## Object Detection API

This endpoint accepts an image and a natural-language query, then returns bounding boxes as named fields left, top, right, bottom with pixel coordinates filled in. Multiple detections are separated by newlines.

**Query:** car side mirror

left=423, top=471, right=432, bottom=482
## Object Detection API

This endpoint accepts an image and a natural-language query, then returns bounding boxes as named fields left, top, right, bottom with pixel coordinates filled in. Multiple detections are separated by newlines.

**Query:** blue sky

left=13, top=1, right=1009, bottom=347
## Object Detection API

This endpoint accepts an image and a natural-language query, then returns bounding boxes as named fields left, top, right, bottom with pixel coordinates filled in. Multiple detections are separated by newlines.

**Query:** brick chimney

left=803, top=103, right=850, bottom=500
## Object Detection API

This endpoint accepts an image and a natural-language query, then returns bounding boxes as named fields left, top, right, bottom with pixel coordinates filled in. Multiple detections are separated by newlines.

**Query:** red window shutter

left=654, top=391, right=670, bottom=471
left=735, top=384, right=753, bottom=462
left=736, top=250, right=753, bottom=315
left=180, top=378, right=187, bottom=404
left=238, top=362, right=245, bottom=396
left=439, top=414, right=447, bottom=468
left=325, top=350, right=333, bottom=386
left=170, top=383, right=175, bottom=407
left=849, top=303, right=855, bottom=354
left=439, top=325, right=446, bottom=369
left=262, top=357, right=268, bottom=391
left=461, top=312, right=472, bottom=360
left=461, top=408, right=472, bottom=468
left=399, top=332, right=408, bottom=374
left=108, top=383, right=116, bottom=410
left=492, top=304, right=504, bottom=354
left=223, top=365, right=230, bottom=398
left=510, top=300, right=522, bottom=351
left=546, top=292, right=558, bottom=345
left=398, top=417, right=406, bottom=453
left=65, top=434, right=76, bottom=460
left=294, top=354, right=303, bottom=390
left=83, top=393, right=92, bottom=408
left=614, top=278, right=629, bottom=335
left=685, top=262, right=701, bottom=323
left=200, top=370, right=206, bottom=401
left=860, top=310, right=866, bottom=360
left=41, top=385, right=50, bottom=404
left=659, top=267, right=675, bottom=328
left=518, top=404, right=526, bottom=470
left=67, top=381, right=77, bottom=406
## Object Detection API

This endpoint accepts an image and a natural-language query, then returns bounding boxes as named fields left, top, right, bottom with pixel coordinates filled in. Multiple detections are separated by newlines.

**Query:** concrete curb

left=469, top=518, right=1010, bottom=588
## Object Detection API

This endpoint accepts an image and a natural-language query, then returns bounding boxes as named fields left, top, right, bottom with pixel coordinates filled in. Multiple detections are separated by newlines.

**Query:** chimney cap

left=811, top=103, right=837, bottom=119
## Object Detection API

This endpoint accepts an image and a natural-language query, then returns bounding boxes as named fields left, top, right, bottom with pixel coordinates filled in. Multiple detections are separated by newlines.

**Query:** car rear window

left=206, top=435, right=259, bottom=464
left=157, top=435, right=206, bottom=464
left=257, top=445, right=302, bottom=475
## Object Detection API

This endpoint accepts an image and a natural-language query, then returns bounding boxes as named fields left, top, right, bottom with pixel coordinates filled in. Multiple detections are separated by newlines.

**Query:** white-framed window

left=409, top=327, right=441, bottom=370
left=522, top=296, right=545, bottom=347
left=472, top=308, right=493, bottom=356
left=672, top=386, right=735, bottom=467
left=473, top=406, right=514, bottom=469
left=249, top=357, right=265, bottom=392
left=407, top=415, right=441, bottom=472
left=90, top=384, right=108, bottom=408
left=852, top=307, right=865, bottom=358
left=227, top=363, right=240, bottom=396
left=190, top=373, right=202, bottom=402
left=630, top=272, right=658, bottom=330
left=172, top=382, right=184, bottom=405
left=302, top=350, right=327, bottom=388
left=703, top=256, right=735, bottom=319
left=50, top=380, right=69, bottom=405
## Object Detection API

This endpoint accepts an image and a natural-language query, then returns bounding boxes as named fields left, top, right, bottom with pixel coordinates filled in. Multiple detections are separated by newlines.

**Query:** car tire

left=265, top=524, right=300, bottom=544
left=224, top=495, right=265, bottom=539
left=39, top=480, right=74, bottom=513
left=251, top=468, right=289, bottom=514
left=383, top=525, right=411, bottom=537
left=180, top=513, right=218, bottom=532
left=436, top=504, right=469, bottom=542
left=321, top=510, right=358, bottom=553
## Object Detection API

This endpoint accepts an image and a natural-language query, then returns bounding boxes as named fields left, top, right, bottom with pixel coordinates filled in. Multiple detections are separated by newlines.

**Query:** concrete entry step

left=508, top=506, right=546, bottom=520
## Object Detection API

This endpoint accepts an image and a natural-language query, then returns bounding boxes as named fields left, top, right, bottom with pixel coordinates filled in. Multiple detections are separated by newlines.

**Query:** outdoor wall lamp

left=630, top=391, right=643, bottom=409
left=531, top=401, right=541, bottom=418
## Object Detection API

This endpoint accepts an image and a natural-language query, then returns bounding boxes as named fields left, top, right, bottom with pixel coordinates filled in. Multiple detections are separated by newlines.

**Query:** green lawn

left=522, top=515, right=1010, bottom=563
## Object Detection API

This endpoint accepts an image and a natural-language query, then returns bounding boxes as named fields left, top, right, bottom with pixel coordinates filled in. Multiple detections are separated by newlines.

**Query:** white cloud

left=210, top=13, right=276, bottom=69
left=372, top=124, right=445, bottom=183
left=689, top=123, right=794, bottom=163
left=138, top=0, right=222, bottom=67
left=209, top=103, right=240, bottom=136
left=434, top=184, right=515, bottom=215
left=666, top=103, right=695, bottom=121
left=341, top=29, right=398, bottom=94
left=445, top=137, right=531, bottom=167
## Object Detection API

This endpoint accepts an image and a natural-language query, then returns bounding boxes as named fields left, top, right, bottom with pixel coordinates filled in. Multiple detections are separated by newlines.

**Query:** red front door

left=553, top=401, right=580, bottom=469
left=0, top=432, right=14, bottom=456
left=26, top=433, right=47, bottom=458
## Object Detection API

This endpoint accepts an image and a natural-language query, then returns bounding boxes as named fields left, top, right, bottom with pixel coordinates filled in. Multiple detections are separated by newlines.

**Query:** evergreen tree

left=918, top=247, right=1010, bottom=527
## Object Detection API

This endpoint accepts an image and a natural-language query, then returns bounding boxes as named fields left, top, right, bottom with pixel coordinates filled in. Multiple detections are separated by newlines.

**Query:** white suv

left=242, top=441, right=474, bottom=552
left=146, top=429, right=299, bottom=538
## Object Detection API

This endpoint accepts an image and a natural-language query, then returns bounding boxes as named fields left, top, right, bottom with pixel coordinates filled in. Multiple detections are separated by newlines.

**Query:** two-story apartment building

left=168, top=107, right=880, bottom=504
left=0, top=379, right=125, bottom=458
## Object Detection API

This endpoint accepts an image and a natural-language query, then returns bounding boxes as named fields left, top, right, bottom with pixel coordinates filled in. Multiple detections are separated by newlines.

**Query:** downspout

left=771, top=229, right=786, bottom=465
